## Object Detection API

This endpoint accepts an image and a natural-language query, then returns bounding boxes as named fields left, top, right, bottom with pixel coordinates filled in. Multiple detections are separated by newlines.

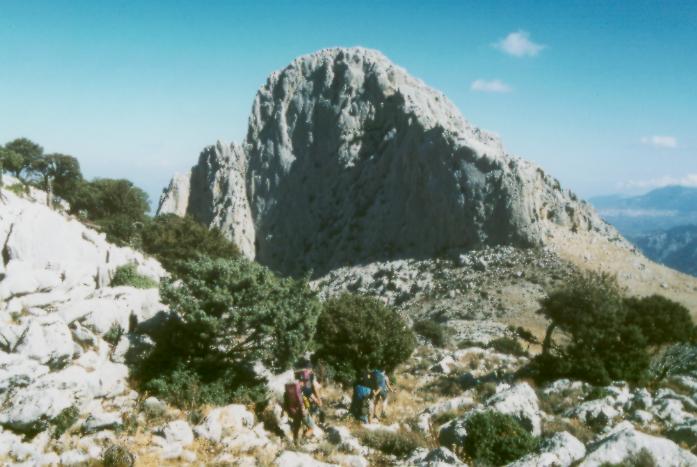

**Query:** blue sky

left=1, top=0, right=696, bottom=208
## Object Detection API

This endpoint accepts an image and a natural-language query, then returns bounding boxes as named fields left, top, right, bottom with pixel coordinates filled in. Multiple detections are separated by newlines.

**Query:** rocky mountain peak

left=159, top=47, right=614, bottom=276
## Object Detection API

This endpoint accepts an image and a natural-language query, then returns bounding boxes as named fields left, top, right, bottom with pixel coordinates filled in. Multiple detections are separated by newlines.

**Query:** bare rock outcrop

left=159, top=47, right=614, bottom=276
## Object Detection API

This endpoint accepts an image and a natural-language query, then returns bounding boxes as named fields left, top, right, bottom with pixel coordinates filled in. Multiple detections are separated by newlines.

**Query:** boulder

left=508, top=431, right=586, bottom=467
left=327, top=425, right=368, bottom=455
left=0, top=260, right=62, bottom=301
left=14, top=315, right=74, bottom=367
left=486, top=383, right=542, bottom=435
left=432, top=355, right=456, bottom=375
left=0, top=352, right=49, bottom=393
left=417, top=446, right=466, bottom=466
left=143, top=396, right=167, bottom=417
left=331, top=454, right=370, bottom=467
left=84, top=411, right=122, bottom=433
left=579, top=421, right=697, bottom=466
left=275, top=451, right=338, bottom=467
left=665, top=419, right=697, bottom=449
left=567, top=398, right=620, bottom=428
left=194, top=404, right=255, bottom=442
left=155, top=420, right=194, bottom=447
left=0, top=383, right=75, bottom=433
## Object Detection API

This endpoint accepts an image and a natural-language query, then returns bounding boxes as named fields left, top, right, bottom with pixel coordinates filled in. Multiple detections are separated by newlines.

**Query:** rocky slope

left=159, top=47, right=614, bottom=277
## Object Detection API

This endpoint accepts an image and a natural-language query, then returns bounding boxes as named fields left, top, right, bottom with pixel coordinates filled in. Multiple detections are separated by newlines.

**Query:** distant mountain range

left=590, top=186, right=697, bottom=276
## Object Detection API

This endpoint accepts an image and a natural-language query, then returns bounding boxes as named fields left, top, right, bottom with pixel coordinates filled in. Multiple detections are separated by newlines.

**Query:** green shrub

left=533, top=272, right=651, bottom=385
left=489, top=337, right=527, bottom=356
left=600, top=448, right=657, bottom=467
left=625, top=295, right=696, bottom=346
left=314, top=293, right=416, bottom=385
left=462, top=411, right=539, bottom=465
left=584, top=386, right=612, bottom=402
left=6, top=183, right=27, bottom=196
left=141, top=214, right=239, bottom=276
left=102, top=444, right=135, bottom=467
left=51, top=406, right=79, bottom=438
left=70, top=178, right=150, bottom=245
left=358, top=429, right=425, bottom=458
left=103, top=323, right=124, bottom=346
left=136, top=257, right=320, bottom=408
left=414, top=319, right=449, bottom=347
left=110, top=264, right=158, bottom=289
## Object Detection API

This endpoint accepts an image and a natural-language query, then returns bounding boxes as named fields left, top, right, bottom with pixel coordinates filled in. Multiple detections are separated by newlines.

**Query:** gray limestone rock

left=159, top=47, right=614, bottom=276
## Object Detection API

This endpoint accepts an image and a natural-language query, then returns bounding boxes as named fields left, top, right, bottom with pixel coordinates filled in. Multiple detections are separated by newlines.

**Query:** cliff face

left=159, top=47, right=613, bottom=276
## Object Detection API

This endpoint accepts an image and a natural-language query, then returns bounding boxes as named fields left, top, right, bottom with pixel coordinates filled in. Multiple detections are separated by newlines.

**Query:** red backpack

left=284, top=382, right=304, bottom=417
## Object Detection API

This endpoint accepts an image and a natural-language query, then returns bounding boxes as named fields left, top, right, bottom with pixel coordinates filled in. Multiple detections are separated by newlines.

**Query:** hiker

left=295, top=360, right=324, bottom=423
left=351, top=371, right=373, bottom=424
left=371, top=369, right=393, bottom=422
left=283, top=374, right=318, bottom=444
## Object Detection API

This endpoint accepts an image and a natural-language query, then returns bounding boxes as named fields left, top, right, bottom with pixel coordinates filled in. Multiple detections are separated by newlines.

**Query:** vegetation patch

left=314, top=293, right=416, bottom=385
left=414, top=319, right=450, bottom=347
left=135, top=257, right=320, bottom=408
left=110, top=263, right=158, bottom=289
left=530, top=272, right=696, bottom=386
left=489, top=336, right=527, bottom=356
left=51, top=406, right=79, bottom=438
left=103, top=323, right=124, bottom=346
left=358, top=428, right=425, bottom=458
left=461, top=411, right=539, bottom=465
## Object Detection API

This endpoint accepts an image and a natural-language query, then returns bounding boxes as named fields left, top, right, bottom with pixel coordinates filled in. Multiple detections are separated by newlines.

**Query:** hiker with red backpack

left=283, top=373, right=319, bottom=444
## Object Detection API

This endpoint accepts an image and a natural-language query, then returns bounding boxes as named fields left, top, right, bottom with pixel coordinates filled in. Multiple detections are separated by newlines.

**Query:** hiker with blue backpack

left=370, top=369, right=393, bottom=422
left=351, top=370, right=374, bottom=423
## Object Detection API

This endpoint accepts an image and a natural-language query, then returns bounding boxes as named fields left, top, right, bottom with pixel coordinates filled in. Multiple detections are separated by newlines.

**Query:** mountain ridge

left=159, top=46, right=616, bottom=277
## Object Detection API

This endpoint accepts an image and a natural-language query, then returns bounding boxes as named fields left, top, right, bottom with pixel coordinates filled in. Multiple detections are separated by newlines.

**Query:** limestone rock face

left=159, top=47, right=613, bottom=276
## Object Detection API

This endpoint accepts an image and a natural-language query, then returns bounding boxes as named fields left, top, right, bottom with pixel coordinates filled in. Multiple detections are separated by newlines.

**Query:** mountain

left=590, top=186, right=697, bottom=237
left=158, top=47, right=615, bottom=277
left=630, top=224, right=697, bottom=277
left=589, top=187, right=697, bottom=276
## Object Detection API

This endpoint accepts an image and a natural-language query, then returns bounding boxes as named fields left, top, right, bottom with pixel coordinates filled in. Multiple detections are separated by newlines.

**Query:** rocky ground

left=2, top=185, right=697, bottom=466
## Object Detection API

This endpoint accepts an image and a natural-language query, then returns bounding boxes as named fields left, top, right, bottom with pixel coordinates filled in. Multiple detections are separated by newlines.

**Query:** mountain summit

left=159, top=47, right=613, bottom=276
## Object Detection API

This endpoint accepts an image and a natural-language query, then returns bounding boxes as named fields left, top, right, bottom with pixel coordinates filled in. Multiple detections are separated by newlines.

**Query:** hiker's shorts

left=292, top=413, right=316, bottom=432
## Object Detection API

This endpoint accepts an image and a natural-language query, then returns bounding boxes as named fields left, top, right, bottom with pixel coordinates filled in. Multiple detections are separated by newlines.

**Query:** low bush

left=6, top=183, right=27, bottom=196
left=624, top=295, right=696, bottom=346
left=102, top=444, right=135, bottom=467
left=461, top=411, right=539, bottom=465
left=489, top=337, right=527, bottom=356
left=314, top=293, right=416, bottom=385
left=51, top=406, right=79, bottom=438
left=141, top=214, right=240, bottom=276
left=103, top=323, right=124, bottom=346
left=600, top=448, right=657, bottom=467
left=413, top=319, right=449, bottom=347
left=358, top=428, right=425, bottom=458
left=110, top=263, right=158, bottom=289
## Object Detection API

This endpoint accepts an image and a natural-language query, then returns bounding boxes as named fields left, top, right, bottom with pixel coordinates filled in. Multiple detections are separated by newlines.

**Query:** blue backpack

left=371, top=370, right=386, bottom=390
left=354, top=384, right=372, bottom=401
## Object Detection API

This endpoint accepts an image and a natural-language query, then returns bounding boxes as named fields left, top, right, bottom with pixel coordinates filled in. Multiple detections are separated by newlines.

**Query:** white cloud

left=640, top=135, right=678, bottom=149
left=619, top=174, right=697, bottom=190
left=471, top=79, right=512, bottom=93
left=495, top=30, right=545, bottom=57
